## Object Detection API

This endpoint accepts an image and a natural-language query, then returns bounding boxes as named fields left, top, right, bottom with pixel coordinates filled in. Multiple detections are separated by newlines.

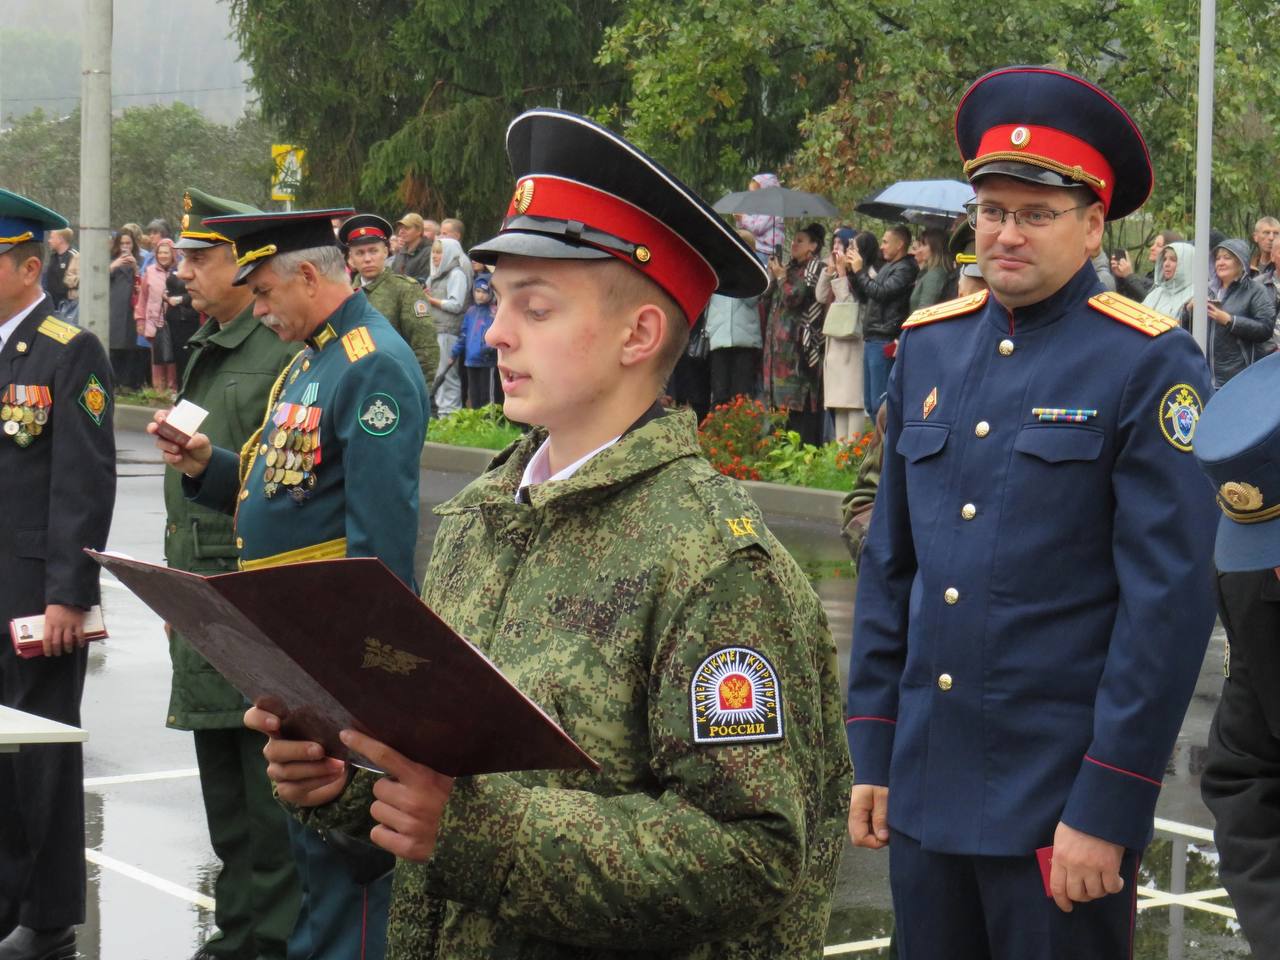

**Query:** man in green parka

left=341, top=213, right=437, bottom=389
left=165, top=188, right=301, bottom=960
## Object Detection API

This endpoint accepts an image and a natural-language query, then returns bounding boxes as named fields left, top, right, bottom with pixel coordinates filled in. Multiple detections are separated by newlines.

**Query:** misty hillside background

left=0, top=0, right=250, bottom=125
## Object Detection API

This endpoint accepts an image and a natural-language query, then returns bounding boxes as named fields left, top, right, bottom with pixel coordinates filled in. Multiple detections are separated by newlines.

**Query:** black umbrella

left=713, top=186, right=839, bottom=219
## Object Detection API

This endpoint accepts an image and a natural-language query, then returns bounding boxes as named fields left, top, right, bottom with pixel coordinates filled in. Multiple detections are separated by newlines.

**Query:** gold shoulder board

left=341, top=326, right=378, bottom=363
left=1088, top=292, right=1178, bottom=337
left=901, top=290, right=989, bottom=330
left=37, top=316, right=82, bottom=344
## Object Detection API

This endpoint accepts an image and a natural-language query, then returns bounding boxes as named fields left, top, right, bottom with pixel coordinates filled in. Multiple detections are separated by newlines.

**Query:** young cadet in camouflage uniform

left=165, top=188, right=301, bottom=960
left=248, top=109, right=853, bottom=959
left=340, top=213, right=438, bottom=388
left=152, top=209, right=430, bottom=960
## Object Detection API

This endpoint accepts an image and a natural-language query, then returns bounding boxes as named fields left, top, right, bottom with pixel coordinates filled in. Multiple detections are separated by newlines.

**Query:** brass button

left=998, top=339, right=1015, bottom=356
left=239, top=489, right=249, bottom=501
left=235, top=537, right=244, bottom=549
left=938, top=673, right=954, bottom=691
left=975, top=421, right=991, bottom=438
left=944, top=587, right=960, bottom=605
left=961, top=503, right=977, bottom=520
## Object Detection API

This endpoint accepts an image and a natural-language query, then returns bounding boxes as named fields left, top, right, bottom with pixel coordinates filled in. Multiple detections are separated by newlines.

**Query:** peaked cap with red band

left=470, top=109, right=768, bottom=324
left=338, top=213, right=393, bottom=249
left=955, top=67, right=1153, bottom=221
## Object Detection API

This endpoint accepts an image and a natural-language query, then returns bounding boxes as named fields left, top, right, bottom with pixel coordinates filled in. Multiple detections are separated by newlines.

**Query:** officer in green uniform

left=150, top=208, right=429, bottom=960
left=246, top=110, right=853, bottom=959
left=340, top=213, right=438, bottom=388
left=165, top=188, right=302, bottom=960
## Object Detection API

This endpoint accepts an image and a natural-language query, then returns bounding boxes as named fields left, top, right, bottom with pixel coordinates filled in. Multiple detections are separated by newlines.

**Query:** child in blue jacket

left=451, top=272, right=502, bottom=407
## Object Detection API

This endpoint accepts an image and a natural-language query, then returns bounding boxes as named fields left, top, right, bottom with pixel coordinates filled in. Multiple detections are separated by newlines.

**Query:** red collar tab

left=502, top=175, right=716, bottom=325
left=968, top=123, right=1115, bottom=213
left=347, top=225, right=386, bottom=242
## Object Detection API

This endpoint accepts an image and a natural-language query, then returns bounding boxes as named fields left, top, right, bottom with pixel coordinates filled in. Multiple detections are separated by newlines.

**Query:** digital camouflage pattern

left=357, top=268, right=438, bottom=387
left=297, top=409, right=852, bottom=958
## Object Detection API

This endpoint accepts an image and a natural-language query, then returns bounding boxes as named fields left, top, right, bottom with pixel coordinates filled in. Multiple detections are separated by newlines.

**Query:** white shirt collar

left=0, top=297, right=45, bottom=351
left=516, top=434, right=621, bottom=503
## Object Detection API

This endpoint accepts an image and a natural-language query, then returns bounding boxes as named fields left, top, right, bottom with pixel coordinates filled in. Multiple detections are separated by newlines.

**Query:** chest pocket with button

left=896, top=421, right=950, bottom=463
left=1008, top=423, right=1107, bottom=528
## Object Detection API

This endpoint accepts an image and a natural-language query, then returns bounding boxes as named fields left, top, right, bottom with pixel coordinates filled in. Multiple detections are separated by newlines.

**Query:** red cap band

left=504, top=175, right=716, bottom=325
left=347, top=225, right=387, bottom=242
left=969, top=123, right=1115, bottom=213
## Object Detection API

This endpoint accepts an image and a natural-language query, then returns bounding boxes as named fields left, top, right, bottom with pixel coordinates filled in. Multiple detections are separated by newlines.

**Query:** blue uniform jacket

left=846, top=263, right=1218, bottom=855
left=187, top=293, right=428, bottom=588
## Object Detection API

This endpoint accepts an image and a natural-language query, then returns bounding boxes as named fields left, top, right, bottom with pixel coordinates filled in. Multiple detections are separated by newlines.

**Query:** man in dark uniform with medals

left=165, top=188, right=302, bottom=960
left=0, top=190, right=115, bottom=960
left=150, top=209, right=428, bottom=960
left=846, top=68, right=1219, bottom=958
left=340, top=213, right=437, bottom=388
left=1193, top=354, right=1280, bottom=957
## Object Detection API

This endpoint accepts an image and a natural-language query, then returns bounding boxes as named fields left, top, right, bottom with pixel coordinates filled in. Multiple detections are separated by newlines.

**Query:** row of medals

left=1, top=402, right=49, bottom=447
left=260, top=421, right=321, bottom=502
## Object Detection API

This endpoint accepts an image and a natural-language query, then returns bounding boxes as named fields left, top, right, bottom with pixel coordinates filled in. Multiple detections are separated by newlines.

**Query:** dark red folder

left=88, top=551, right=597, bottom=777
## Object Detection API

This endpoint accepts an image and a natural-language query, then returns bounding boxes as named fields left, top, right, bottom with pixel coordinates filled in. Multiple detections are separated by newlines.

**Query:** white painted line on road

left=1153, top=816, right=1216, bottom=843
left=84, top=848, right=215, bottom=910
left=84, top=768, right=200, bottom=787
left=98, top=578, right=130, bottom=592
left=824, top=937, right=893, bottom=955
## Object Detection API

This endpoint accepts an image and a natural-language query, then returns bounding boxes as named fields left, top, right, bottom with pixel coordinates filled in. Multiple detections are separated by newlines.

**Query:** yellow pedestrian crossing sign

left=271, top=145, right=305, bottom=202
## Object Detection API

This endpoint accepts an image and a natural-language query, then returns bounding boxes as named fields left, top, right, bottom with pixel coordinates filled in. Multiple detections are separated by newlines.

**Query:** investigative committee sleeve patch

left=691, top=646, right=783, bottom=745
left=358, top=393, right=399, bottom=436
left=78, top=374, right=109, bottom=425
left=1159, top=383, right=1202, bottom=451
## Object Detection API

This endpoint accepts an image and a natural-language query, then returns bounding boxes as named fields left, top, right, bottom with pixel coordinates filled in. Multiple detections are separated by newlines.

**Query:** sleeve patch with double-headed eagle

left=691, top=646, right=783, bottom=745
left=901, top=290, right=989, bottom=331
left=1089, top=291, right=1179, bottom=336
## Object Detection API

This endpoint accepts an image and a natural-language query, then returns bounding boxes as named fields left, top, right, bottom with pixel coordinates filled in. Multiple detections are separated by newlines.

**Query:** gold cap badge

left=512, top=179, right=535, bottom=215
left=1010, top=126, right=1031, bottom=148
left=1220, top=481, right=1264, bottom=513
left=183, top=192, right=193, bottom=212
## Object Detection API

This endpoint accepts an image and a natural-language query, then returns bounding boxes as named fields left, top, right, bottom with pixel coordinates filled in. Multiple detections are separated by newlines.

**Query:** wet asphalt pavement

left=68, top=429, right=1250, bottom=959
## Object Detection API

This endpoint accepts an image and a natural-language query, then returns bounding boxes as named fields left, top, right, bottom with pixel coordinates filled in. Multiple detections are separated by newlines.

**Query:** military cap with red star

left=955, top=67, right=1153, bottom=221
left=470, top=109, right=768, bottom=324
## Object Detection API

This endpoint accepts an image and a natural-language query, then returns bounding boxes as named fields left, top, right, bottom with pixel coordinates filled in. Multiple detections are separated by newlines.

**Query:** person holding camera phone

left=816, top=227, right=871, bottom=439
left=1180, top=238, right=1277, bottom=386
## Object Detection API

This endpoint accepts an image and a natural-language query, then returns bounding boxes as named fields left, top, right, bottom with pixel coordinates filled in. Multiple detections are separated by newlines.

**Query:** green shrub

left=427, top=404, right=524, bottom=449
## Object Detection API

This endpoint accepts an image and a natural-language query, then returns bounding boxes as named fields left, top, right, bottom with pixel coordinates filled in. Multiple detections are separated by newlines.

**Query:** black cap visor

left=470, top=230, right=614, bottom=266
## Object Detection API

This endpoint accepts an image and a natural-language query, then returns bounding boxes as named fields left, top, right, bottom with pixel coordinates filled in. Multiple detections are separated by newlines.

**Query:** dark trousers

left=669, top=353, right=711, bottom=424
left=786, top=409, right=825, bottom=448
left=0, top=644, right=88, bottom=929
left=194, top=728, right=300, bottom=960
left=889, top=829, right=1140, bottom=960
left=464, top=365, right=503, bottom=409
left=285, top=819, right=390, bottom=960
left=708, top=347, right=761, bottom=406
left=108, top=347, right=149, bottom=391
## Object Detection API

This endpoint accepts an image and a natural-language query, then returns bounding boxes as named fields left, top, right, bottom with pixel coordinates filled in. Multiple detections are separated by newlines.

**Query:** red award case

left=88, top=552, right=596, bottom=776
left=10, top=605, right=108, bottom=658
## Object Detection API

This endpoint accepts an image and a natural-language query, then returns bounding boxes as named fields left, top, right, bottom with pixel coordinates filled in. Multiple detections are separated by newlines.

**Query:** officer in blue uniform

left=0, top=191, right=115, bottom=960
left=1192, top=353, right=1280, bottom=956
left=845, top=67, right=1219, bottom=958
left=150, top=209, right=429, bottom=960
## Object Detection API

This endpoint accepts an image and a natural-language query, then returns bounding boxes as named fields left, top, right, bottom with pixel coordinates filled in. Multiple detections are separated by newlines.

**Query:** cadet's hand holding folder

left=88, top=551, right=597, bottom=776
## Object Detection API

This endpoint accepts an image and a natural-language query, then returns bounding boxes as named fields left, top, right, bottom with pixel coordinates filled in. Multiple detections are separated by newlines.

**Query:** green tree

left=0, top=104, right=278, bottom=234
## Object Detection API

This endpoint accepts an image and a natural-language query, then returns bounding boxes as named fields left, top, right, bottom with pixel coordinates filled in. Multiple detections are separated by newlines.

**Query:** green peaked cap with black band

left=175, top=188, right=260, bottom=250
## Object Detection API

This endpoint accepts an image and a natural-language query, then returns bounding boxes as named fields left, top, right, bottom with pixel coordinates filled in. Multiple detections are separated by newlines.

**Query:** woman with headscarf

left=816, top=227, right=870, bottom=440
left=1181, top=238, right=1277, bottom=386
left=1142, top=241, right=1194, bottom=325
left=735, top=173, right=785, bottom=259
left=425, top=235, right=469, bottom=416
left=134, top=237, right=179, bottom=395
left=763, top=222, right=825, bottom=446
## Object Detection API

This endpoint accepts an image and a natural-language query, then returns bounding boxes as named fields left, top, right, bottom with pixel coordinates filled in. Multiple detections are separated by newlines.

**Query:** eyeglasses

left=965, top=202, right=1091, bottom=232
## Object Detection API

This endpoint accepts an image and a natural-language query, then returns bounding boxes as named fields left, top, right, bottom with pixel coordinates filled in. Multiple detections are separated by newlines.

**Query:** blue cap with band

left=0, top=188, right=69, bottom=254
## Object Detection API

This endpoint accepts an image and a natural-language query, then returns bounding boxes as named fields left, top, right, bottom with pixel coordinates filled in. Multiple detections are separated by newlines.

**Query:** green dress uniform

left=187, top=204, right=429, bottom=960
left=356, top=269, right=438, bottom=388
left=296, top=410, right=852, bottom=960
left=163, top=295, right=301, bottom=959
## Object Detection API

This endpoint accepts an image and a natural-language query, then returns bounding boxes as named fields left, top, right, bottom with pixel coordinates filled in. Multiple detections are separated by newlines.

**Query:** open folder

left=87, top=551, right=597, bottom=777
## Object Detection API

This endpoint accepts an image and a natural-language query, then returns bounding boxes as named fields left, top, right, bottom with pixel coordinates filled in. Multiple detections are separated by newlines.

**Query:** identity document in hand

left=87, top=551, right=597, bottom=777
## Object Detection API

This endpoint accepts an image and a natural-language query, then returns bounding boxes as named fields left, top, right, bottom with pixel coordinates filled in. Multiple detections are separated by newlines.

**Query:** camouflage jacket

left=298, top=409, right=852, bottom=959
